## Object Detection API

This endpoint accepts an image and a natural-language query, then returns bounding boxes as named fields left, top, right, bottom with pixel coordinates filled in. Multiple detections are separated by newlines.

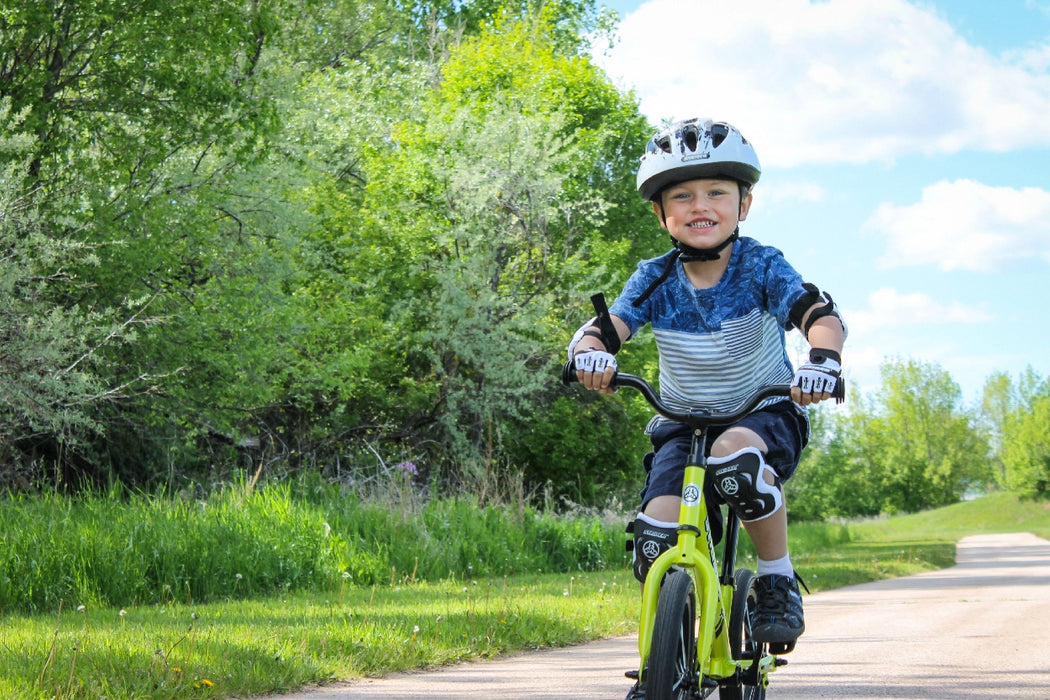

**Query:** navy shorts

left=639, top=400, right=809, bottom=539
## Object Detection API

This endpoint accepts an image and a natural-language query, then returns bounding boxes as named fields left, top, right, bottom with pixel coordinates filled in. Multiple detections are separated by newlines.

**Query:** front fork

left=637, top=465, right=739, bottom=681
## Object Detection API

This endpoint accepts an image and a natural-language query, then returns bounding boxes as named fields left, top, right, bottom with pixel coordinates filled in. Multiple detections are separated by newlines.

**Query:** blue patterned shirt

left=609, top=237, right=809, bottom=416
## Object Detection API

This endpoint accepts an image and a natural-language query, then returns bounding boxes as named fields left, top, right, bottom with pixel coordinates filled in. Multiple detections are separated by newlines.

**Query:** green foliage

left=0, top=479, right=628, bottom=614
left=1001, top=397, right=1050, bottom=497
left=1, top=0, right=658, bottom=499
left=788, top=358, right=993, bottom=519
left=979, top=367, right=1050, bottom=497
left=7, top=0, right=1045, bottom=515
left=0, top=101, right=158, bottom=484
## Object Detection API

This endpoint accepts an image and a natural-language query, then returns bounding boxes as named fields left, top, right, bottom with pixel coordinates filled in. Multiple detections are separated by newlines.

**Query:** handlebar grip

left=561, top=359, right=577, bottom=386
left=561, top=359, right=622, bottom=387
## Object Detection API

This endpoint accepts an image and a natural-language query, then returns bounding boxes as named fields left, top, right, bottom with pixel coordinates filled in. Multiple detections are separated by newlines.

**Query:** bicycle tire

left=647, top=570, right=700, bottom=700
left=719, top=568, right=767, bottom=700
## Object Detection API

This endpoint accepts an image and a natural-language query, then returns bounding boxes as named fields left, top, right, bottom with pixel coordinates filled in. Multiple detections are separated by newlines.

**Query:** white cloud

left=865, top=179, right=1050, bottom=271
left=847, top=287, right=993, bottom=331
left=839, top=288, right=997, bottom=399
left=594, top=0, right=1050, bottom=167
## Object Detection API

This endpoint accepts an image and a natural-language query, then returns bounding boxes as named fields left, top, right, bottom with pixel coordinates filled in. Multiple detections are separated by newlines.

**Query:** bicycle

left=561, top=360, right=794, bottom=700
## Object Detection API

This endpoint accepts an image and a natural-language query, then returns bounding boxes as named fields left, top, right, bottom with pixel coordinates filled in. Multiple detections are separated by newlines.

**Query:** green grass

left=0, top=570, right=639, bottom=699
left=0, top=481, right=626, bottom=613
left=1, top=489, right=1047, bottom=699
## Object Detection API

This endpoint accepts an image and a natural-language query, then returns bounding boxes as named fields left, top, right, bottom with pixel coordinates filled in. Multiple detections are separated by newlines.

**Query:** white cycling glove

left=567, top=317, right=598, bottom=360
left=793, top=349, right=844, bottom=402
left=574, top=350, right=617, bottom=374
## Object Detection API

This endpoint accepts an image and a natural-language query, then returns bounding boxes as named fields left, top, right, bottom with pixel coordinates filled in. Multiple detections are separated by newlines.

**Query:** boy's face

left=653, top=178, right=752, bottom=251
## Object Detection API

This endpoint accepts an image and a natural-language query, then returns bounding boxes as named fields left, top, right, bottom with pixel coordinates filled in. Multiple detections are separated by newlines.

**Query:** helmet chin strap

left=631, top=227, right=741, bottom=308
left=674, top=227, right=739, bottom=262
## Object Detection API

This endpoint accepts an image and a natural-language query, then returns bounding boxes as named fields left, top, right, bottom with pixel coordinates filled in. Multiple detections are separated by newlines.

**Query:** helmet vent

left=711, top=123, right=730, bottom=148
left=681, top=125, right=700, bottom=152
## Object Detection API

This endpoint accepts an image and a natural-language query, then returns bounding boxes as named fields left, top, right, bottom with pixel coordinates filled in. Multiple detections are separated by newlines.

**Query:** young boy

left=568, top=119, right=846, bottom=690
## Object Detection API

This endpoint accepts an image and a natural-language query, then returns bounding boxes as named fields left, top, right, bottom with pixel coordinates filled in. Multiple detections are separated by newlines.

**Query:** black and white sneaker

left=625, top=681, right=646, bottom=699
left=751, top=573, right=805, bottom=644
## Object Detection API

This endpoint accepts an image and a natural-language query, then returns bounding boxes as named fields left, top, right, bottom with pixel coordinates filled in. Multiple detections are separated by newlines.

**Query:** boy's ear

left=651, top=200, right=668, bottom=229
left=738, top=191, right=753, bottom=222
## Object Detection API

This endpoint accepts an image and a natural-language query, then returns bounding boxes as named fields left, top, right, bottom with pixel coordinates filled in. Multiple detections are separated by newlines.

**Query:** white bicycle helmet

left=636, top=118, right=761, bottom=201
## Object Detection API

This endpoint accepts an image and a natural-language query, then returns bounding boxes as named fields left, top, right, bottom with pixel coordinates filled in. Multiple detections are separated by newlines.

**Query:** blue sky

left=591, top=0, right=1050, bottom=404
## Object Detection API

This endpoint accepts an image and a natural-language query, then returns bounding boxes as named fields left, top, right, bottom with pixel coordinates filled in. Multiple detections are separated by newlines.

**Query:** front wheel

left=719, top=568, right=767, bottom=700
left=647, top=570, right=700, bottom=700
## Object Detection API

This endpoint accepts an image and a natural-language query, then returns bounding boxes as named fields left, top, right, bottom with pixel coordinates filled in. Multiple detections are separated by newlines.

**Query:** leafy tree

left=1001, top=397, right=1050, bottom=498
left=852, top=359, right=991, bottom=513
left=785, top=402, right=882, bottom=521
left=789, top=359, right=995, bottom=519
left=0, top=101, right=157, bottom=487
left=983, top=367, right=1050, bottom=498
left=348, top=11, right=652, bottom=496
left=0, top=0, right=658, bottom=503
left=980, top=371, right=1013, bottom=485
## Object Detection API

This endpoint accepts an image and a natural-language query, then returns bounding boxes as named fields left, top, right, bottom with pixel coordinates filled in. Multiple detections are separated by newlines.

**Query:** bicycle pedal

left=768, top=640, right=797, bottom=655
left=775, top=658, right=789, bottom=667
left=624, top=669, right=639, bottom=680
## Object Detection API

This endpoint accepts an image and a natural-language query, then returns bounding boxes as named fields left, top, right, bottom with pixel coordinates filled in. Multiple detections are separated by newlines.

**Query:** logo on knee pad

left=718, top=477, right=739, bottom=496
left=709, top=447, right=783, bottom=522
left=631, top=520, right=678, bottom=583
left=640, top=539, right=663, bottom=561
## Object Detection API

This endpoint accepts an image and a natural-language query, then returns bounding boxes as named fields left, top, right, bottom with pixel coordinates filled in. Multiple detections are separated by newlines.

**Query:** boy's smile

left=655, top=178, right=752, bottom=254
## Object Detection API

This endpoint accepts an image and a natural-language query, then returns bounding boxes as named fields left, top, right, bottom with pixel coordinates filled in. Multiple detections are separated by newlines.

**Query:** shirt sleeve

left=762, top=249, right=811, bottom=330
left=608, top=257, right=667, bottom=336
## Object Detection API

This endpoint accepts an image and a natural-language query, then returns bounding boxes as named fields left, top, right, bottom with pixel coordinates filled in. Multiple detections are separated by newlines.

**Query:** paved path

left=262, top=532, right=1050, bottom=699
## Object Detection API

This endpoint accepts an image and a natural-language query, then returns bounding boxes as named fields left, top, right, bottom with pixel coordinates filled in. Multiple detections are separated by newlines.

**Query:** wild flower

left=395, top=461, right=418, bottom=477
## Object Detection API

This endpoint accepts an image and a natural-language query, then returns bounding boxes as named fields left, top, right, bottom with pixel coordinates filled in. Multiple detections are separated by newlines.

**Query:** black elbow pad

left=788, top=283, right=847, bottom=337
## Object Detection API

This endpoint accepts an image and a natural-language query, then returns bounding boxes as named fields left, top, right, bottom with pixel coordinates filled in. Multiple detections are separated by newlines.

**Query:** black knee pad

left=626, top=517, right=678, bottom=584
left=708, top=447, right=783, bottom=522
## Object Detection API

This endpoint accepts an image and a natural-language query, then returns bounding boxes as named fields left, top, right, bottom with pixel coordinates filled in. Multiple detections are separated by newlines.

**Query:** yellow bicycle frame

left=637, top=459, right=774, bottom=685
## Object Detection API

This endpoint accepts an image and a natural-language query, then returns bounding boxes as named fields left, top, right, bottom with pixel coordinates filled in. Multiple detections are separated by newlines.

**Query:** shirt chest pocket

left=720, top=309, right=764, bottom=361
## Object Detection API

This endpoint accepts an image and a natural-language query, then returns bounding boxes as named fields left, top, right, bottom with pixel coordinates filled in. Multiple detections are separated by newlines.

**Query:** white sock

left=637, top=512, right=678, bottom=529
left=756, top=553, right=794, bottom=578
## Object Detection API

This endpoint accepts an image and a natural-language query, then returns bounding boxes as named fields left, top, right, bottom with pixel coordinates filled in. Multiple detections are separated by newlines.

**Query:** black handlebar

left=561, top=360, right=793, bottom=429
